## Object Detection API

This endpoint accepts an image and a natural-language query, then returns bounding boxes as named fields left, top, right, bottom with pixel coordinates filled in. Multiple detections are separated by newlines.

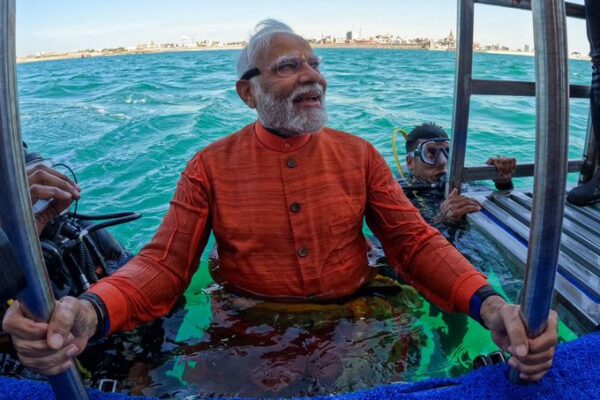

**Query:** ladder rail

left=448, top=0, right=475, bottom=194
left=520, top=0, right=569, bottom=361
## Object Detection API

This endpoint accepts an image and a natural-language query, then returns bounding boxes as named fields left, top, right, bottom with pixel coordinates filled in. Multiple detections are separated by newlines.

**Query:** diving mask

left=408, top=138, right=450, bottom=166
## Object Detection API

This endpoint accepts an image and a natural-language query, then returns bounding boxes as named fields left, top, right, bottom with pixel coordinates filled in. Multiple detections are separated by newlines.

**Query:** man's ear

left=406, top=156, right=414, bottom=171
left=236, top=80, right=256, bottom=109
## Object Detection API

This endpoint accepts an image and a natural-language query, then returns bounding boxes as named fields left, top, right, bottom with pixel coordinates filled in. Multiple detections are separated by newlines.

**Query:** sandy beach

left=16, top=43, right=591, bottom=64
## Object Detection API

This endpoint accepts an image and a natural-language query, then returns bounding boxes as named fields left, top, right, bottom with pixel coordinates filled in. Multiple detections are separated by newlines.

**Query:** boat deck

left=467, top=190, right=600, bottom=330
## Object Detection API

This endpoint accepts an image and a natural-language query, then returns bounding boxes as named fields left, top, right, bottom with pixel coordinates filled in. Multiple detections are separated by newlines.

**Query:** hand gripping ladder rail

left=0, top=0, right=89, bottom=399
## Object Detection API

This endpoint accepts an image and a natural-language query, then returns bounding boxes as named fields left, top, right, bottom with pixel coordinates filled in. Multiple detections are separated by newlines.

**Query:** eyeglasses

left=240, top=54, right=323, bottom=80
left=408, top=138, right=450, bottom=165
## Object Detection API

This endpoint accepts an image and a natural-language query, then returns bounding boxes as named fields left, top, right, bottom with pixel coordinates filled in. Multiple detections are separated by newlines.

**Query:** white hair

left=237, top=19, right=296, bottom=78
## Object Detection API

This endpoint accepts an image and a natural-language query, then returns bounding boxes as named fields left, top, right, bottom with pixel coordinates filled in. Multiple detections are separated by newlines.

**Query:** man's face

left=251, top=33, right=328, bottom=136
left=406, top=139, right=448, bottom=182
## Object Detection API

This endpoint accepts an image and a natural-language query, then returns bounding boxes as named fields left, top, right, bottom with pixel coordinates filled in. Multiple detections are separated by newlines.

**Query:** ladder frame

left=448, top=0, right=590, bottom=190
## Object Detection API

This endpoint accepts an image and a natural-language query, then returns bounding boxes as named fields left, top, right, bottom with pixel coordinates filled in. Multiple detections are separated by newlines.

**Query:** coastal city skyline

left=19, top=28, right=578, bottom=65
left=16, top=0, right=590, bottom=58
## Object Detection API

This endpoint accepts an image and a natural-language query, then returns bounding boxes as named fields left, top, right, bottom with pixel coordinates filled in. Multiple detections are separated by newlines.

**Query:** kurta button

left=290, top=202, right=301, bottom=213
left=297, top=247, right=309, bottom=257
left=287, top=159, right=297, bottom=168
left=283, top=143, right=291, bottom=150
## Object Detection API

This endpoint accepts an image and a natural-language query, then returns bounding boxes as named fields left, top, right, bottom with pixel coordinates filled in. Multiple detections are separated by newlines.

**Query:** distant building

left=524, top=44, right=531, bottom=52
left=319, top=35, right=335, bottom=44
left=178, top=35, right=196, bottom=48
left=410, top=37, right=432, bottom=49
left=437, top=30, right=456, bottom=50
left=346, top=31, right=353, bottom=41
left=136, top=41, right=159, bottom=50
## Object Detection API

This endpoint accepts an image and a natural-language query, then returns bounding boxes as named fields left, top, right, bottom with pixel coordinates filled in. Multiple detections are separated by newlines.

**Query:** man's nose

left=436, top=153, right=448, bottom=167
left=298, top=61, right=322, bottom=83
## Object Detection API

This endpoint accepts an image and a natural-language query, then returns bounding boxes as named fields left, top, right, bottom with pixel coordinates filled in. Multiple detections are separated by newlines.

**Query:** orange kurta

left=89, top=122, right=488, bottom=333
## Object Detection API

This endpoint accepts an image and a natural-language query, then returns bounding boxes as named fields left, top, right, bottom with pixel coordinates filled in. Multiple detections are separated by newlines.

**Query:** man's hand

left=2, top=297, right=97, bottom=375
left=481, top=296, right=558, bottom=382
left=438, top=188, right=481, bottom=223
left=27, top=164, right=81, bottom=233
left=486, top=157, right=517, bottom=188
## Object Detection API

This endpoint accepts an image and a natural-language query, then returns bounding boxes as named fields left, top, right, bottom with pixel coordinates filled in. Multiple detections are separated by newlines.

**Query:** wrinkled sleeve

left=364, top=145, right=488, bottom=314
left=88, top=153, right=212, bottom=333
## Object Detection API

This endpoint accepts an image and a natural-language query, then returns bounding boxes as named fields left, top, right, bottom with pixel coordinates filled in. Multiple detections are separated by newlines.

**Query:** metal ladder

left=448, top=0, right=591, bottom=189
left=449, top=0, right=600, bottom=331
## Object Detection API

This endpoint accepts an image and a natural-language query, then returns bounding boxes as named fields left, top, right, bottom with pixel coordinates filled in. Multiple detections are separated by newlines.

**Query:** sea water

left=16, top=49, right=590, bottom=397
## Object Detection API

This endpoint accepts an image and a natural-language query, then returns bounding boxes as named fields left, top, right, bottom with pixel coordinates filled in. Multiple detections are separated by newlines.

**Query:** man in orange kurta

left=4, top=19, right=557, bottom=382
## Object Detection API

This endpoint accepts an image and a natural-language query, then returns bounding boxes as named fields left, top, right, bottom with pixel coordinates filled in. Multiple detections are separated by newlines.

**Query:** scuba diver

left=399, top=122, right=517, bottom=224
left=23, top=148, right=137, bottom=297
left=0, top=147, right=138, bottom=376
left=393, top=123, right=517, bottom=366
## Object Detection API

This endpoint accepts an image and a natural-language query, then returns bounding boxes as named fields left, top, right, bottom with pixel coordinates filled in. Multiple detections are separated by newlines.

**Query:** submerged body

left=91, top=122, right=487, bottom=334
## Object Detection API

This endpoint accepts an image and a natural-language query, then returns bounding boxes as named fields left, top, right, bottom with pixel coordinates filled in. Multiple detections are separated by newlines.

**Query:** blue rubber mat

left=1, top=332, right=598, bottom=400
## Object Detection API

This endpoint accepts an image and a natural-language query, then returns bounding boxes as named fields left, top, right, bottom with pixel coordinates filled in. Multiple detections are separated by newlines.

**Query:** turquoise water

left=17, top=49, right=589, bottom=397
left=18, top=49, right=592, bottom=251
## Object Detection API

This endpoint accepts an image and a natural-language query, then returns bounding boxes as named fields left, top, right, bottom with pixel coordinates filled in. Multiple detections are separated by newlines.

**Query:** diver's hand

left=486, top=157, right=517, bottom=188
left=481, top=296, right=558, bottom=382
left=27, top=164, right=81, bottom=233
left=438, top=188, right=481, bottom=223
left=2, top=297, right=97, bottom=375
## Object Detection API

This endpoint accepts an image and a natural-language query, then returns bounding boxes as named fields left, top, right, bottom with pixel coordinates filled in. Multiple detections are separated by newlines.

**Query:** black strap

left=240, top=67, right=260, bottom=80
left=469, top=285, right=503, bottom=328
left=79, top=292, right=109, bottom=341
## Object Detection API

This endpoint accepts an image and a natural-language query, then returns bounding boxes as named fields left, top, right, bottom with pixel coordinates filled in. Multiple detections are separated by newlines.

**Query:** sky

left=15, top=0, right=590, bottom=57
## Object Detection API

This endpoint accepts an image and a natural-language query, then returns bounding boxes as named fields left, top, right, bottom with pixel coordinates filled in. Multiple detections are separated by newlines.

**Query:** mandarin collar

left=254, top=122, right=317, bottom=153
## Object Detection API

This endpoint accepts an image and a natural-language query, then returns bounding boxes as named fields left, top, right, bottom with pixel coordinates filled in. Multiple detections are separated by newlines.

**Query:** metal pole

left=522, top=0, right=569, bottom=338
left=518, top=0, right=569, bottom=363
left=448, top=0, right=475, bottom=195
left=0, top=1, right=89, bottom=398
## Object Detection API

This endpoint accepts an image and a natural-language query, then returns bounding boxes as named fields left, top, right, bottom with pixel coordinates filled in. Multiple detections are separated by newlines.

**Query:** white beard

left=254, top=83, right=328, bottom=137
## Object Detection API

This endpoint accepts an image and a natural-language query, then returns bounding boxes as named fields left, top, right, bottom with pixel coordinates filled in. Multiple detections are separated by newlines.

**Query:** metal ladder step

left=471, top=80, right=590, bottom=98
left=481, top=193, right=600, bottom=286
left=462, top=160, right=583, bottom=183
left=522, top=192, right=600, bottom=225
left=474, top=0, right=586, bottom=19
left=467, top=191, right=600, bottom=330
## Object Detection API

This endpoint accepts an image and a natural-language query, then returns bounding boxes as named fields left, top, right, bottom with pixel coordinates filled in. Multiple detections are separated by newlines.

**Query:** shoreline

left=17, top=44, right=592, bottom=64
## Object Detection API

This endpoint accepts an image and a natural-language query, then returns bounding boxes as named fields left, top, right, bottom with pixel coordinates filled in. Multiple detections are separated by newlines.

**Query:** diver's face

left=407, top=139, right=448, bottom=182
left=251, top=33, right=328, bottom=136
